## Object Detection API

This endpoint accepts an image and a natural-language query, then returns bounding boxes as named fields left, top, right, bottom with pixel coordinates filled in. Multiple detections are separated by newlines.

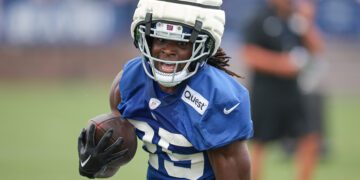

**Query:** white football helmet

left=131, top=0, right=225, bottom=87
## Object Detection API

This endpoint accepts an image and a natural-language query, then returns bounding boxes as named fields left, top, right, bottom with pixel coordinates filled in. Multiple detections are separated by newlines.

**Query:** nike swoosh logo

left=80, top=155, right=91, bottom=167
left=223, top=103, right=240, bottom=115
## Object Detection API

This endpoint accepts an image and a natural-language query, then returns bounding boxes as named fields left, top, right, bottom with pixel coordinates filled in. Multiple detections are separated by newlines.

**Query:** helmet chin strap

left=154, top=70, right=188, bottom=87
left=157, top=80, right=181, bottom=87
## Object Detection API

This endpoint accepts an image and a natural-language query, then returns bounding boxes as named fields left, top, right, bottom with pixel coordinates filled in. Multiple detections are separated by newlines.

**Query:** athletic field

left=0, top=81, right=359, bottom=180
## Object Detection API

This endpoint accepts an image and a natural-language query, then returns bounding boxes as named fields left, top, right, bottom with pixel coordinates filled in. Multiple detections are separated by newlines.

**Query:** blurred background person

left=281, top=0, right=329, bottom=162
left=242, top=0, right=324, bottom=180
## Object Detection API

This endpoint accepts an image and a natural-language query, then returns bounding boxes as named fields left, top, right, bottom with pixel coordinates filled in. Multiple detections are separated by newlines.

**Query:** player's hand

left=289, top=46, right=311, bottom=72
left=77, top=124, right=128, bottom=179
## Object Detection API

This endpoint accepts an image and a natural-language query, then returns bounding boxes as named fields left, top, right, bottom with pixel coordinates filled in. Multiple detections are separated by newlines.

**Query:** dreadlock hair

left=207, top=48, right=242, bottom=78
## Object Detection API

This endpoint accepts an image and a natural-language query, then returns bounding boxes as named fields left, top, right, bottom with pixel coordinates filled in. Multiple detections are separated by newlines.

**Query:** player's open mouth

left=159, top=62, right=176, bottom=73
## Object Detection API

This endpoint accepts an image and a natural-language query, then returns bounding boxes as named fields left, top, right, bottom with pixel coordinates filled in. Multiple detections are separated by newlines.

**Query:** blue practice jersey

left=118, top=57, right=253, bottom=180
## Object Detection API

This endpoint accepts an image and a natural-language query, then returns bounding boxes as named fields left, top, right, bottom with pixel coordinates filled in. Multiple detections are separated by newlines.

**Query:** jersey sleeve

left=118, top=57, right=143, bottom=101
left=117, top=57, right=146, bottom=116
left=191, top=85, right=254, bottom=151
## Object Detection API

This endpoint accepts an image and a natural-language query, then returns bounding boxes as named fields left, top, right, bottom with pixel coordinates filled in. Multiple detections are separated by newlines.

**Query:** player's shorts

left=250, top=85, right=308, bottom=143
left=303, top=92, right=325, bottom=133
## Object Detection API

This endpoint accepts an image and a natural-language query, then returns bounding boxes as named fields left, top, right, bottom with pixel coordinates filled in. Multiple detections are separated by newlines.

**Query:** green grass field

left=0, top=81, right=359, bottom=180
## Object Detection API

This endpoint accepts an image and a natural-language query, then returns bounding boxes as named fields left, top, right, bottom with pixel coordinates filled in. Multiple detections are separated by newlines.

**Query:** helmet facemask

left=136, top=21, right=211, bottom=87
left=131, top=0, right=225, bottom=87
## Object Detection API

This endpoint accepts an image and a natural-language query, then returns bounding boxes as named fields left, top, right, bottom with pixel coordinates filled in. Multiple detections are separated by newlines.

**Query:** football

left=87, top=113, right=137, bottom=177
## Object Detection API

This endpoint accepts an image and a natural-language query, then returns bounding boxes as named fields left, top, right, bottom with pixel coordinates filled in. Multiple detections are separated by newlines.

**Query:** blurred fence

left=0, top=0, right=359, bottom=94
left=0, top=0, right=359, bottom=45
left=0, top=0, right=135, bottom=45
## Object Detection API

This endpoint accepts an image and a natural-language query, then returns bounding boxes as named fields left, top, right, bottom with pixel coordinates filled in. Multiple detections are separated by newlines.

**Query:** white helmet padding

left=131, top=0, right=225, bottom=87
left=131, top=0, right=225, bottom=56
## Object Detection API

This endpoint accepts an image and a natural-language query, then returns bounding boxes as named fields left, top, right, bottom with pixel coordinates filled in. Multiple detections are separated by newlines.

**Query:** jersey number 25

left=129, top=120, right=205, bottom=179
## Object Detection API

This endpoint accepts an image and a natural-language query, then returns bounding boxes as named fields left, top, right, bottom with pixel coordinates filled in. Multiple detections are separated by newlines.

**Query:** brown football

left=87, top=113, right=137, bottom=177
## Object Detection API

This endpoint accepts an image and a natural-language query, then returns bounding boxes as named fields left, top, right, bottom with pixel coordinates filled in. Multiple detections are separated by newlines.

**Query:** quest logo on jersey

left=181, top=85, right=209, bottom=115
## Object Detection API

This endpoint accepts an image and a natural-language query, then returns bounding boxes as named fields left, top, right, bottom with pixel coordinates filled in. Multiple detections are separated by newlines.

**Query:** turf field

left=0, top=81, right=359, bottom=180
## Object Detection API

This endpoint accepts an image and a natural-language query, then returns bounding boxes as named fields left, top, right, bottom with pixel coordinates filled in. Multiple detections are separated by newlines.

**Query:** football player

left=78, top=0, right=253, bottom=179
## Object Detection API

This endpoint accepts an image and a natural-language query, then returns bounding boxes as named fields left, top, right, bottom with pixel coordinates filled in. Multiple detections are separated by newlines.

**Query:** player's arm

left=109, top=70, right=123, bottom=116
left=301, top=26, right=324, bottom=55
left=207, top=140, right=251, bottom=180
left=296, top=1, right=324, bottom=55
left=242, top=45, right=299, bottom=78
